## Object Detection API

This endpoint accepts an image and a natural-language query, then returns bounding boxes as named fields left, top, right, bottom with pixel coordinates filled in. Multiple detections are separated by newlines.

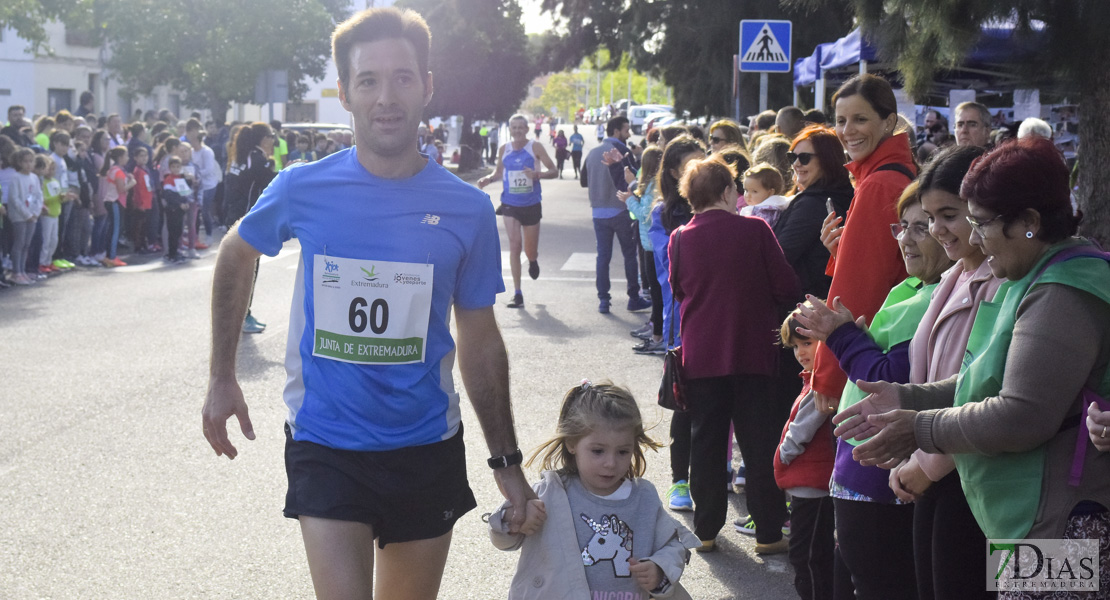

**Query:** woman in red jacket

left=669, top=155, right=801, bottom=555
left=816, top=73, right=917, bottom=600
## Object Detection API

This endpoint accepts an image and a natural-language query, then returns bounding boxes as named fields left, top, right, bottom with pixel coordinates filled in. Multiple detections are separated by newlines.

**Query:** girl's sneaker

left=194, top=241, right=209, bottom=250
left=111, top=257, right=127, bottom=267
left=13, top=274, right=33, bottom=285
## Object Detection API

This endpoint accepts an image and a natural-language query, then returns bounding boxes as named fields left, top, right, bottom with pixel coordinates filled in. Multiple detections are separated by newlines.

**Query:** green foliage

left=1, top=0, right=79, bottom=52
left=77, top=0, right=346, bottom=117
left=536, top=0, right=854, bottom=117
left=398, top=0, right=534, bottom=122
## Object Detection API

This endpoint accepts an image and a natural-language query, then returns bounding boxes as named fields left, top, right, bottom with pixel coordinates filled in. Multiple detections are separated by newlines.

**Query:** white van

left=630, top=104, right=673, bottom=134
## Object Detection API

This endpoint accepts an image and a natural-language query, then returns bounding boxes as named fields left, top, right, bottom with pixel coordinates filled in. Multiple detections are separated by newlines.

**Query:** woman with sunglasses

left=836, top=135, right=1110, bottom=600
left=794, top=181, right=952, bottom=599
left=707, top=119, right=744, bottom=154
left=772, top=125, right=854, bottom=302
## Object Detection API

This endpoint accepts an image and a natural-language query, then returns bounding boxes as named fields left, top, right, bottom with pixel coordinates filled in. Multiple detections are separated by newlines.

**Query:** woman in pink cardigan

left=890, top=145, right=1003, bottom=600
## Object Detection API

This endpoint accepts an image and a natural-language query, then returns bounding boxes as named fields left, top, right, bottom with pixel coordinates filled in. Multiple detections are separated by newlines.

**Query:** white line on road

left=559, top=252, right=597, bottom=272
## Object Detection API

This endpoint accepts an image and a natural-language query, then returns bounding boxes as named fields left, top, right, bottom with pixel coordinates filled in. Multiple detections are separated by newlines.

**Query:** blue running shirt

left=499, top=140, right=542, bottom=207
left=237, top=149, right=504, bottom=451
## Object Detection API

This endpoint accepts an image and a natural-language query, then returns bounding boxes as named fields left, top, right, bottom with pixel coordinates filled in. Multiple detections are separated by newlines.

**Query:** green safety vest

left=953, top=240, right=1110, bottom=540
left=837, top=277, right=936, bottom=446
left=273, top=137, right=288, bottom=171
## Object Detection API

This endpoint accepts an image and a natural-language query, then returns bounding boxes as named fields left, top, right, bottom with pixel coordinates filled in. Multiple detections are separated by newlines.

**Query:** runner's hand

left=629, top=558, right=663, bottom=592
left=202, top=377, right=255, bottom=459
left=494, top=465, right=537, bottom=534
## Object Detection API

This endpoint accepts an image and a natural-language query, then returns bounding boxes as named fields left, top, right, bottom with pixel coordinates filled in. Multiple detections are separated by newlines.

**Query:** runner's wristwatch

left=487, top=449, right=524, bottom=469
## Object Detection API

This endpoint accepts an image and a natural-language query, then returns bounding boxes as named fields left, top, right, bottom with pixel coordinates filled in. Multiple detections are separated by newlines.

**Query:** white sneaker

left=188, top=250, right=200, bottom=259
left=1, top=256, right=11, bottom=270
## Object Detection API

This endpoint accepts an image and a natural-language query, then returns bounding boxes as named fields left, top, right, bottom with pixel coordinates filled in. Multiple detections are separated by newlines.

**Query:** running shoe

left=632, top=339, right=666, bottom=355
left=506, top=292, right=524, bottom=308
left=194, top=242, right=209, bottom=250
left=111, top=257, right=127, bottom=267
left=528, top=260, right=539, bottom=280
left=630, top=322, right=653, bottom=339
left=734, top=462, right=747, bottom=489
left=242, top=314, right=266, bottom=334
left=734, top=516, right=791, bottom=537
left=667, top=480, right=693, bottom=511
left=52, top=259, right=73, bottom=269
left=627, top=296, right=652, bottom=312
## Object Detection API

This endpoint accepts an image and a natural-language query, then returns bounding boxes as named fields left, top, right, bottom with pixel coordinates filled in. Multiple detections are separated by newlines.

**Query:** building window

left=65, top=26, right=98, bottom=47
left=47, top=89, right=74, bottom=115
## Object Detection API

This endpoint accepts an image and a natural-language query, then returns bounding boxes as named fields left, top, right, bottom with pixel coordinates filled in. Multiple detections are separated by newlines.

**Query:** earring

left=1026, top=231, right=1034, bottom=239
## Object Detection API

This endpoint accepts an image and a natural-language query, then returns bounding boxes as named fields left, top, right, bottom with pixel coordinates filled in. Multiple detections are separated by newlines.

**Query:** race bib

left=507, top=170, right=532, bottom=194
left=46, top=180, right=61, bottom=196
left=143, top=174, right=152, bottom=190
left=174, top=178, right=190, bottom=195
left=312, top=255, right=434, bottom=365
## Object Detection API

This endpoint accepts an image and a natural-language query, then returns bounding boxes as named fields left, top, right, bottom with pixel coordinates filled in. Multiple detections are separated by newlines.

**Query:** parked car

left=630, top=104, right=673, bottom=134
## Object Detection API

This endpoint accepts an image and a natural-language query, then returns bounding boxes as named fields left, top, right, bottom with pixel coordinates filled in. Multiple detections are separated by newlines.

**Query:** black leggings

left=833, top=497, right=917, bottom=600
left=645, top=250, right=663, bottom=337
left=913, top=470, right=992, bottom=600
left=164, top=203, right=184, bottom=258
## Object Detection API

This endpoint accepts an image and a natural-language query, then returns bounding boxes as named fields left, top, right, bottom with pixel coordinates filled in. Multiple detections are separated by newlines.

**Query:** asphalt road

left=0, top=132, right=797, bottom=599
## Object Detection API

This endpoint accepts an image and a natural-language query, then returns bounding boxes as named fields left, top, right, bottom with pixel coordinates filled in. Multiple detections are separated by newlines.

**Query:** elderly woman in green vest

left=835, top=137, right=1110, bottom=591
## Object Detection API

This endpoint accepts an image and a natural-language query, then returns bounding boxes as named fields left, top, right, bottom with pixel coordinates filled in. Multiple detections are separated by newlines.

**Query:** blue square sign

left=739, top=20, right=792, bottom=73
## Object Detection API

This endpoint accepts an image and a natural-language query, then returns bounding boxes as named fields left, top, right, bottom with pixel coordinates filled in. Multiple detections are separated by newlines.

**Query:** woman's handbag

left=658, top=227, right=688, bottom=412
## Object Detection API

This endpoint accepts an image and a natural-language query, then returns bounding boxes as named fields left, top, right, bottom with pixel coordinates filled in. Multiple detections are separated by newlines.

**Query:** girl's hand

left=617, top=189, right=633, bottom=203
left=814, top=391, right=839, bottom=415
left=821, top=212, right=844, bottom=258
left=793, top=295, right=861, bottom=343
left=518, top=498, right=547, bottom=536
left=629, top=558, right=663, bottom=592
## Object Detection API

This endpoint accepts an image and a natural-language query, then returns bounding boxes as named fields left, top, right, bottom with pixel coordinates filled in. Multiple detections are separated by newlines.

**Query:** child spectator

left=4, top=148, right=44, bottom=284
left=99, top=146, right=135, bottom=267
left=178, top=144, right=202, bottom=257
left=739, top=162, right=789, bottom=228
left=314, top=134, right=329, bottom=158
left=36, top=155, right=70, bottom=273
left=129, top=147, right=155, bottom=253
left=33, top=116, right=55, bottom=150
left=772, top=303, right=836, bottom=600
left=287, top=135, right=317, bottom=163
left=161, top=156, right=191, bottom=263
left=48, top=131, right=78, bottom=269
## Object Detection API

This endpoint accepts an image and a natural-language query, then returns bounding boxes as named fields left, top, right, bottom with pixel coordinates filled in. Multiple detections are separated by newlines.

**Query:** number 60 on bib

left=312, top=255, right=434, bottom=365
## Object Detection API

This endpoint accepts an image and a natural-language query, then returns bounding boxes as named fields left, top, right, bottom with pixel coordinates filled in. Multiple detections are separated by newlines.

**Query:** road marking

left=560, top=252, right=596, bottom=272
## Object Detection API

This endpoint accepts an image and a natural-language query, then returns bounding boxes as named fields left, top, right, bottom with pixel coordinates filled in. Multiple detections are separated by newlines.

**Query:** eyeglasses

left=786, top=151, right=816, bottom=166
left=890, top=222, right=930, bottom=241
left=966, top=214, right=1003, bottom=237
left=710, top=136, right=726, bottom=144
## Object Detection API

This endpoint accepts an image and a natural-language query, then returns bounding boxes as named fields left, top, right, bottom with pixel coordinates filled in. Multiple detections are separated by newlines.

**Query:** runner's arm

left=202, top=227, right=263, bottom=459
left=529, top=144, right=558, bottom=180
left=477, top=145, right=506, bottom=189
left=454, top=305, right=536, bottom=532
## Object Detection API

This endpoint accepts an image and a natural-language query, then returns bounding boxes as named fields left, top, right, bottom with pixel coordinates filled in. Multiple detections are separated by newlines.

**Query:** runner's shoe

left=528, top=260, right=539, bottom=280
left=506, top=293, right=524, bottom=308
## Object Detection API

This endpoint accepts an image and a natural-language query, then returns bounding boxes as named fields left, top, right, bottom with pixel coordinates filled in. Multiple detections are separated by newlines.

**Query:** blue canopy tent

left=793, top=25, right=1045, bottom=110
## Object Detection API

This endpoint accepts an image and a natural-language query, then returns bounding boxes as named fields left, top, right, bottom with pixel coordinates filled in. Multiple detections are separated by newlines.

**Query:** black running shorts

left=495, top=202, right=542, bottom=226
left=283, top=424, right=477, bottom=548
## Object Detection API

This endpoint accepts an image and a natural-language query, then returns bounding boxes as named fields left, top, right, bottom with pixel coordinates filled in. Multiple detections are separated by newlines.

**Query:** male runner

left=202, top=7, right=533, bottom=599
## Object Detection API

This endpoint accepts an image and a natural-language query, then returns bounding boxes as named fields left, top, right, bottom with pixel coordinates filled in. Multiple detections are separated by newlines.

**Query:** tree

left=535, top=0, right=854, bottom=118
left=790, top=0, right=1110, bottom=244
left=73, top=0, right=347, bottom=121
left=0, top=0, right=78, bottom=52
left=398, top=0, right=533, bottom=131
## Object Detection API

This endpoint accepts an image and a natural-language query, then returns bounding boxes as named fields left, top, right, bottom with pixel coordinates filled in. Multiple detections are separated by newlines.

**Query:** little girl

left=99, top=146, right=134, bottom=267
left=36, top=155, right=68, bottom=274
left=489, top=381, right=699, bottom=599
left=4, top=148, right=44, bottom=284
left=739, top=163, right=790, bottom=228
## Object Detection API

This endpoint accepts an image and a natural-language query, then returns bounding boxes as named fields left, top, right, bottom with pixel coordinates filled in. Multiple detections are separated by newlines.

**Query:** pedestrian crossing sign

left=739, top=20, right=792, bottom=73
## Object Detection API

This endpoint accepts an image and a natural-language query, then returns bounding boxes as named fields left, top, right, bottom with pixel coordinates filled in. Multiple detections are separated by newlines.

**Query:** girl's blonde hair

left=528, top=381, right=662, bottom=478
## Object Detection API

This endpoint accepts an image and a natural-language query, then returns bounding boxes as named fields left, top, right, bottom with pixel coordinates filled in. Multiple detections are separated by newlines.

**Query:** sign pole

left=759, top=73, right=768, bottom=112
